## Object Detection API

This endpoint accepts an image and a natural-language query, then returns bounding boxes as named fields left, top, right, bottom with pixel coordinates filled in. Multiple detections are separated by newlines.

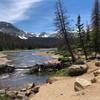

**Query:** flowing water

left=0, top=49, right=55, bottom=90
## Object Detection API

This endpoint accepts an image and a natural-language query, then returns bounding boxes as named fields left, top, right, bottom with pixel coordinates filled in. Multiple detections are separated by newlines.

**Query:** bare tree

left=55, top=0, right=76, bottom=63
left=91, top=0, right=100, bottom=57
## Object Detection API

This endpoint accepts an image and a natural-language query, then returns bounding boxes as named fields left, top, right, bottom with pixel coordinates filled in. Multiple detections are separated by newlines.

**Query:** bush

left=55, top=69, right=69, bottom=76
left=0, top=94, right=11, bottom=100
left=58, top=57, right=71, bottom=63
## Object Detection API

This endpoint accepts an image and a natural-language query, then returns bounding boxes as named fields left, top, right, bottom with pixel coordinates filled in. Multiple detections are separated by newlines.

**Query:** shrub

left=58, top=57, right=71, bottom=63
left=0, top=94, right=11, bottom=100
left=55, top=69, right=69, bottom=76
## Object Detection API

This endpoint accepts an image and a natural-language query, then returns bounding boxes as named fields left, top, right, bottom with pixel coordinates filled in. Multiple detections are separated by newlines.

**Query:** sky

left=0, top=0, right=94, bottom=33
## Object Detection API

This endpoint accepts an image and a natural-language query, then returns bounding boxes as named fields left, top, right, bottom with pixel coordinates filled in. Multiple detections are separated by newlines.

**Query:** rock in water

left=27, top=83, right=35, bottom=90
left=25, top=90, right=31, bottom=97
left=32, top=87, right=40, bottom=94
left=74, top=78, right=91, bottom=91
left=68, top=65, right=88, bottom=76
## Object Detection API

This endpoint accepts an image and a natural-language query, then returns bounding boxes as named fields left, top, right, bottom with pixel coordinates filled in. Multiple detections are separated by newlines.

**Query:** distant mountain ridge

left=0, top=21, right=57, bottom=39
left=0, top=21, right=26, bottom=37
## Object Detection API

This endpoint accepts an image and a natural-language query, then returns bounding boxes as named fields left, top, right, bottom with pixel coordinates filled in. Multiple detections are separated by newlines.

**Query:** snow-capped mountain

left=0, top=21, right=27, bottom=38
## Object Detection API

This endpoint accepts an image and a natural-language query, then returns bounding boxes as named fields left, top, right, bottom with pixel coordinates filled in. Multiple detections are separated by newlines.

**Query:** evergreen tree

left=91, top=0, right=100, bottom=57
left=76, top=15, right=88, bottom=60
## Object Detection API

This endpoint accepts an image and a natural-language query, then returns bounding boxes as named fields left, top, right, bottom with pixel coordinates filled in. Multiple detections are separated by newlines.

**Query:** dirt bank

left=30, top=60, right=100, bottom=100
left=0, top=52, right=10, bottom=64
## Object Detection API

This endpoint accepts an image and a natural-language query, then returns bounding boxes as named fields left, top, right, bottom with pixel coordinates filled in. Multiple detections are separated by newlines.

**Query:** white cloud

left=0, top=0, right=43, bottom=23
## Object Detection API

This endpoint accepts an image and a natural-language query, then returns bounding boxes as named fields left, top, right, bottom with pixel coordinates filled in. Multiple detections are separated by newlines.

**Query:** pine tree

left=76, top=15, right=88, bottom=60
left=91, top=0, right=100, bottom=57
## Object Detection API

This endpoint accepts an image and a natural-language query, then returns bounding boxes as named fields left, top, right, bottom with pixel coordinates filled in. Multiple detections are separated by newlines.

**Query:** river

left=0, top=49, right=56, bottom=90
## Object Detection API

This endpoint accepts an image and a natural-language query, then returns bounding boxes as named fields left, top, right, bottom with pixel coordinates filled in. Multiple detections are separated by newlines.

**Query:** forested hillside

left=0, top=32, right=62, bottom=50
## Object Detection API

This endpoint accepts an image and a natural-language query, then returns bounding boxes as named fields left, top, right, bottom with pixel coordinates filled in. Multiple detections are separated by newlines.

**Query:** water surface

left=0, top=49, right=55, bottom=90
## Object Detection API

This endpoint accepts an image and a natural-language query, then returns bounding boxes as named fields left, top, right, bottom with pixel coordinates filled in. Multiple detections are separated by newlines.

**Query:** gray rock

left=16, top=92, right=23, bottom=99
left=32, top=87, right=39, bottom=94
left=0, top=90, right=6, bottom=94
left=27, top=83, right=35, bottom=90
left=7, top=91, right=18, bottom=99
left=68, top=65, right=88, bottom=76
left=74, top=78, right=91, bottom=91
left=25, top=90, right=31, bottom=97
left=20, top=88, right=27, bottom=92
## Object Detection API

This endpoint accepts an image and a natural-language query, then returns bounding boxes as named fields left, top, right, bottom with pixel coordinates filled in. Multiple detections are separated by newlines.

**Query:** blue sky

left=0, top=0, right=94, bottom=33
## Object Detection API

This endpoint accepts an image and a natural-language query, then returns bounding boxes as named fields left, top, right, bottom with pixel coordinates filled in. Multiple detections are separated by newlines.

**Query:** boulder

left=93, top=69, right=100, bottom=77
left=25, top=90, right=31, bottom=97
left=0, top=90, right=6, bottom=94
left=68, top=65, right=88, bottom=76
left=16, top=92, right=23, bottom=99
left=7, top=91, right=18, bottom=99
left=95, top=61, right=100, bottom=67
left=32, top=87, right=39, bottom=94
left=0, top=64, right=15, bottom=74
left=46, top=79, right=53, bottom=84
left=74, top=78, right=91, bottom=91
left=91, top=78, right=97, bottom=83
left=20, top=88, right=27, bottom=92
left=27, top=83, right=35, bottom=90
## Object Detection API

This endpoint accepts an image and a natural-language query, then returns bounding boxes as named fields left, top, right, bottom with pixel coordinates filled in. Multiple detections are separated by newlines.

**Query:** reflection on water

left=0, top=49, right=55, bottom=89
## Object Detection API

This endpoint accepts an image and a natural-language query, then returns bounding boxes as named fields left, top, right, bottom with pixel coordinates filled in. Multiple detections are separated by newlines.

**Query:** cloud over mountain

left=0, top=0, right=43, bottom=23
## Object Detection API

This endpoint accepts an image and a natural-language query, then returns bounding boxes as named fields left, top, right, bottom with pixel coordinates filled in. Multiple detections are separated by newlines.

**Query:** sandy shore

left=30, top=60, right=100, bottom=100
left=0, top=52, right=10, bottom=65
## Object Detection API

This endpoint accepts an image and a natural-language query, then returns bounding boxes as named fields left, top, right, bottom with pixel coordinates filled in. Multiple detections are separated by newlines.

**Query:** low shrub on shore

left=0, top=94, right=11, bottom=100
left=54, top=68, right=69, bottom=76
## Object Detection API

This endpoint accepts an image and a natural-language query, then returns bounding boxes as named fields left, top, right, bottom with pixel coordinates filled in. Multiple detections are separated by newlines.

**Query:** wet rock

left=16, top=92, right=23, bottom=99
left=74, top=78, right=91, bottom=91
left=27, top=83, right=35, bottom=90
left=25, top=90, right=32, bottom=97
left=95, top=61, right=100, bottom=67
left=0, top=64, right=15, bottom=74
left=32, top=87, right=39, bottom=94
left=46, top=79, right=53, bottom=84
left=20, top=88, right=27, bottom=92
left=0, top=90, right=6, bottom=94
left=68, top=65, right=88, bottom=76
left=7, top=91, right=18, bottom=99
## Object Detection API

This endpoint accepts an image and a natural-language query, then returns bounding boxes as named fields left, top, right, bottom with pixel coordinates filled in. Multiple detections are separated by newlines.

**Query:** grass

left=54, top=68, right=69, bottom=76
left=0, top=95, right=11, bottom=100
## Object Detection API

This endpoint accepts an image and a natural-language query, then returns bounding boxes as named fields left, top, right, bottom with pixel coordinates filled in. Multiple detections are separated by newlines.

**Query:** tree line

left=0, top=32, right=62, bottom=51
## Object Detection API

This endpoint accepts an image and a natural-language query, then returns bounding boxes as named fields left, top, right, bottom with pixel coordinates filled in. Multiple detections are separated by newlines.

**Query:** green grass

left=0, top=95, right=11, bottom=100
left=54, top=68, right=69, bottom=76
